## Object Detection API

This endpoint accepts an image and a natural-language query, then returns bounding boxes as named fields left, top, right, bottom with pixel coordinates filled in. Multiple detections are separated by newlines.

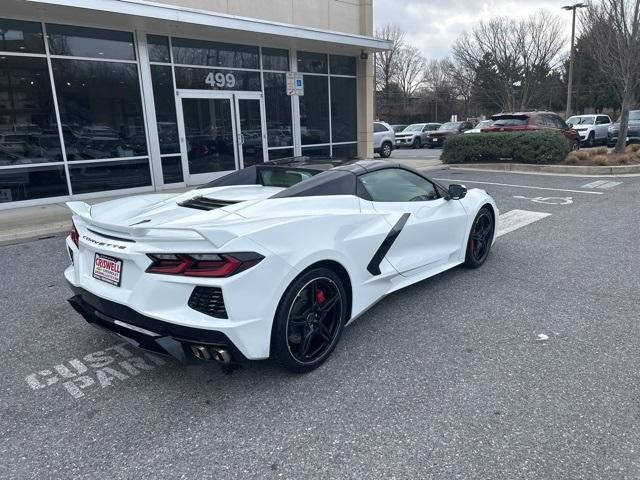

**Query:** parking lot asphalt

left=2, top=169, right=640, bottom=479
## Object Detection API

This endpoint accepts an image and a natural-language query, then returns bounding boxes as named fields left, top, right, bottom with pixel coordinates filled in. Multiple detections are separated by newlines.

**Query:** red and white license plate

left=93, top=253, right=123, bottom=287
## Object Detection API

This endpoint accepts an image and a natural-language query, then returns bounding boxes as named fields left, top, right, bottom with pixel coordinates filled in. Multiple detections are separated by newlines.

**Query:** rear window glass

left=492, top=118, right=527, bottom=126
left=259, top=168, right=315, bottom=188
left=439, top=122, right=463, bottom=130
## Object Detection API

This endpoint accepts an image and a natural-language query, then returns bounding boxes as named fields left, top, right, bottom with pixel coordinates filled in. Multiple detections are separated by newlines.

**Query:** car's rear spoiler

left=66, top=201, right=236, bottom=246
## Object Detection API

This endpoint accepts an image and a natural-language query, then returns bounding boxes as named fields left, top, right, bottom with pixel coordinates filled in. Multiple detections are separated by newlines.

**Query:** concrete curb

left=447, top=163, right=640, bottom=175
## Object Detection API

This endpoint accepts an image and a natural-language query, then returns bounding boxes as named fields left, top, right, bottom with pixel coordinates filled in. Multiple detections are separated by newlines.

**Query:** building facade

left=0, top=0, right=386, bottom=208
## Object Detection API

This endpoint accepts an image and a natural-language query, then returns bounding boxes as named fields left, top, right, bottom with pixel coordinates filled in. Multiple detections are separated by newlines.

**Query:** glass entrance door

left=235, top=95, right=267, bottom=168
left=177, top=91, right=267, bottom=185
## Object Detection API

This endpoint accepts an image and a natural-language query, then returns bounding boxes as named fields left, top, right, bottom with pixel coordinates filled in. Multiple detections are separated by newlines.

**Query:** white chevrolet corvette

left=65, top=159, right=498, bottom=372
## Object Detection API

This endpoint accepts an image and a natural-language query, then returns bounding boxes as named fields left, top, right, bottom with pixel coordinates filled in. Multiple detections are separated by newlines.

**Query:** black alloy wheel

left=464, top=207, right=495, bottom=268
left=413, top=137, right=422, bottom=149
left=586, top=132, right=595, bottom=148
left=271, top=268, right=347, bottom=373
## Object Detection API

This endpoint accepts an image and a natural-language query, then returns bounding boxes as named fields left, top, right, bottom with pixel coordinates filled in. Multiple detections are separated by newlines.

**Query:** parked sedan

left=608, top=110, right=640, bottom=146
left=566, top=114, right=611, bottom=147
left=426, top=121, right=475, bottom=148
left=482, top=112, right=580, bottom=149
left=395, top=123, right=442, bottom=149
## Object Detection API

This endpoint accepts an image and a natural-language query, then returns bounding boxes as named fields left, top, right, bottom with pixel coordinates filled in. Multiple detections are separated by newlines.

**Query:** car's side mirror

left=448, top=184, right=467, bottom=200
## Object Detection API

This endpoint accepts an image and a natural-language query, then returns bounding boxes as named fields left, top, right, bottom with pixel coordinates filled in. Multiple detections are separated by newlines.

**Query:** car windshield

left=439, top=122, right=462, bottom=130
left=475, top=120, right=493, bottom=128
left=403, top=124, right=425, bottom=132
left=568, top=116, right=595, bottom=125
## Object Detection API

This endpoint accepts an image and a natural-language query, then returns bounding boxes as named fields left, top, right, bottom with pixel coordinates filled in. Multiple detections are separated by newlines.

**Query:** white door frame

left=234, top=91, right=268, bottom=169
left=175, top=89, right=267, bottom=186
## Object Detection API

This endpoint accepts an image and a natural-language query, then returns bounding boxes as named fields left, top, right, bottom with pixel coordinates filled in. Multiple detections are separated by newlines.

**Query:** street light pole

left=563, top=3, right=586, bottom=118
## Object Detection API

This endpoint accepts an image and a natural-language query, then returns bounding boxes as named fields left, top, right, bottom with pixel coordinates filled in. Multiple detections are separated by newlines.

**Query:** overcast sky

left=373, top=0, right=579, bottom=59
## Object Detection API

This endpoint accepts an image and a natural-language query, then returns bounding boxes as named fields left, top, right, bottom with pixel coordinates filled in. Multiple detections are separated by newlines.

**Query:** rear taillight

left=70, top=221, right=79, bottom=247
left=145, top=252, right=264, bottom=278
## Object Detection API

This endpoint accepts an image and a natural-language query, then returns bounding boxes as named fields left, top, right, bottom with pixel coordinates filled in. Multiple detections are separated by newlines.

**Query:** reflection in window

left=46, top=24, right=136, bottom=60
left=330, top=55, right=357, bottom=76
left=174, top=67, right=261, bottom=91
left=331, top=143, right=357, bottom=160
left=182, top=97, right=236, bottom=175
left=331, top=77, right=357, bottom=143
left=0, top=56, right=61, bottom=164
left=262, top=48, right=289, bottom=71
left=172, top=37, right=259, bottom=69
left=301, top=145, right=330, bottom=157
left=297, top=51, right=327, bottom=74
left=147, top=34, right=171, bottom=63
left=0, top=18, right=45, bottom=54
left=161, top=155, right=183, bottom=184
left=264, top=73, right=292, bottom=147
left=150, top=65, right=179, bottom=154
left=0, top=165, right=68, bottom=202
left=51, top=59, right=147, bottom=160
left=299, top=75, right=329, bottom=145
left=69, top=158, right=151, bottom=194
left=268, top=148, right=294, bottom=161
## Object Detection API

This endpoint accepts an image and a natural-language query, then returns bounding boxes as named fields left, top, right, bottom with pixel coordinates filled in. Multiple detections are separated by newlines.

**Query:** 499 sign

left=204, top=72, right=236, bottom=89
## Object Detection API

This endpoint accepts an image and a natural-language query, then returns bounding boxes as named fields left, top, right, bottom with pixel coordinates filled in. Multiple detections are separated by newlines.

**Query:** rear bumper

left=67, top=283, right=248, bottom=363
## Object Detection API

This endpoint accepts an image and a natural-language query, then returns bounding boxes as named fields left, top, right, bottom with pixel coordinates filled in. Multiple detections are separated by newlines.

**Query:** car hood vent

left=178, top=196, right=239, bottom=211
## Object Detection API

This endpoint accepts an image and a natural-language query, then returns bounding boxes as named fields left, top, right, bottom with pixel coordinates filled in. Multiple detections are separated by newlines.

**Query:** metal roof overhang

left=24, top=0, right=391, bottom=54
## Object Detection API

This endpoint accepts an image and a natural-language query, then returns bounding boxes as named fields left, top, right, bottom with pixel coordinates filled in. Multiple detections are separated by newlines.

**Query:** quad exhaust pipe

left=191, top=345, right=232, bottom=364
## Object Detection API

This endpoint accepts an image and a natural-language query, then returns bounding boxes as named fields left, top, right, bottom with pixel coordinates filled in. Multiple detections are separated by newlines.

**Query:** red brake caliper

left=316, top=289, right=326, bottom=304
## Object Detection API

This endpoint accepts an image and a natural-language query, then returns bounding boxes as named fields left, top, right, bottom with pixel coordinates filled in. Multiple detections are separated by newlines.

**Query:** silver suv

left=373, top=122, right=395, bottom=158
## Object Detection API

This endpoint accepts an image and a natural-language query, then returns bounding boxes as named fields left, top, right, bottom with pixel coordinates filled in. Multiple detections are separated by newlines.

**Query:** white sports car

left=65, top=159, right=498, bottom=373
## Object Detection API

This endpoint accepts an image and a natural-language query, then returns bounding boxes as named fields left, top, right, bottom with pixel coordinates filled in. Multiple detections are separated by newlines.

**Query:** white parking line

left=582, top=180, right=622, bottom=190
left=434, top=178, right=604, bottom=195
left=497, top=209, right=552, bottom=237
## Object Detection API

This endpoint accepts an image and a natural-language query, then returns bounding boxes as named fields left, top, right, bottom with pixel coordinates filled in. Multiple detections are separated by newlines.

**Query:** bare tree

left=375, top=24, right=405, bottom=93
left=582, top=0, right=640, bottom=153
left=393, top=45, right=426, bottom=106
left=453, top=11, right=564, bottom=112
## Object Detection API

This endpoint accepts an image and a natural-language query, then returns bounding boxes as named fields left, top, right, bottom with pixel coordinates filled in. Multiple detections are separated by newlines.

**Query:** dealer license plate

left=93, top=253, right=123, bottom=287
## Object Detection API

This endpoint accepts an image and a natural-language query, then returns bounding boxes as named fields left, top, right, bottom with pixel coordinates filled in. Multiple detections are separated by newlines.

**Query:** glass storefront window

left=268, top=148, right=294, bottom=161
left=0, top=18, right=45, bottom=54
left=0, top=56, right=62, bottom=164
left=330, top=55, right=357, bottom=76
left=0, top=165, right=68, bottom=202
left=330, top=77, right=357, bottom=143
left=262, top=48, right=289, bottom=71
left=264, top=73, right=292, bottom=148
left=172, top=37, right=259, bottom=69
left=68, top=158, right=151, bottom=194
left=297, top=51, right=327, bottom=74
left=150, top=65, right=179, bottom=154
left=301, top=145, right=330, bottom=157
left=331, top=143, right=357, bottom=159
left=51, top=59, right=147, bottom=160
left=174, top=67, right=261, bottom=91
left=161, top=155, right=183, bottom=184
left=147, top=35, right=171, bottom=63
left=46, top=24, right=136, bottom=61
left=299, top=75, right=329, bottom=145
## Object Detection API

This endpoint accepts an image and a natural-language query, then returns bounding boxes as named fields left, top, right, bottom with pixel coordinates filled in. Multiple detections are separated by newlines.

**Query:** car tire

left=464, top=207, right=495, bottom=269
left=586, top=132, right=595, bottom=148
left=412, top=138, right=421, bottom=149
left=270, top=267, right=348, bottom=373
left=380, top=141, right=392, bottom=158
left=570, top=139, right=580, bottom=151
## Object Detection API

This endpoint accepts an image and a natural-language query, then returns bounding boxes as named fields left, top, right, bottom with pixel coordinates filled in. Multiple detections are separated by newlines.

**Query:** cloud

left=374, top=0, right=576, bottom=59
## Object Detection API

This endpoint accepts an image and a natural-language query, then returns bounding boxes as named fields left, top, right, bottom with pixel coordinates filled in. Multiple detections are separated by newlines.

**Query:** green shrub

left=441, top=131, right=570, bottom=165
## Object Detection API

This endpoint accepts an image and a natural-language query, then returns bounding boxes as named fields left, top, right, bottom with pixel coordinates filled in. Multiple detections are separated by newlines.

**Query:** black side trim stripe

left=367, top=213, right=410, bottom=276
